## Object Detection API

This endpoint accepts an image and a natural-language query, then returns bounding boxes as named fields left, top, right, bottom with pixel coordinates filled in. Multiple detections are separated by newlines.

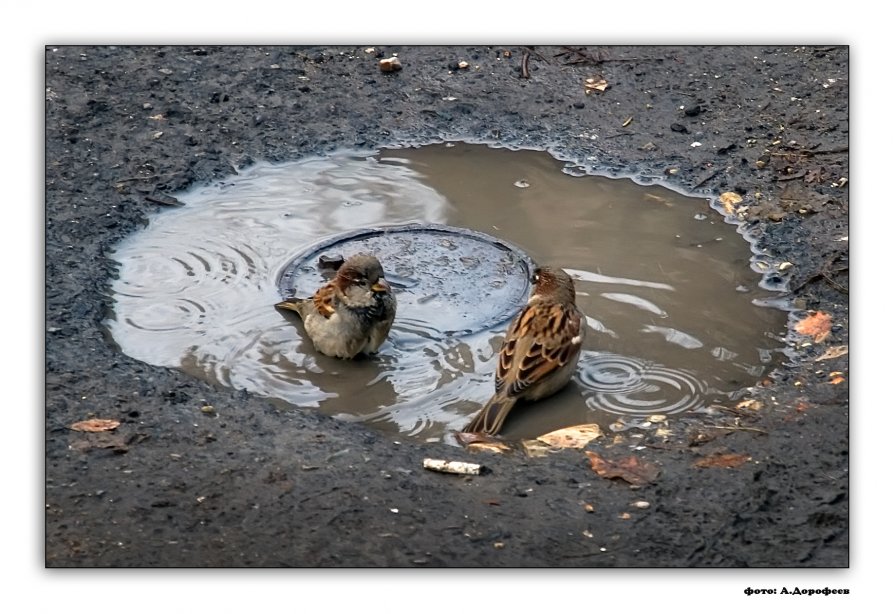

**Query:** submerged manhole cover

left=277, top=223, right=535, bottom=337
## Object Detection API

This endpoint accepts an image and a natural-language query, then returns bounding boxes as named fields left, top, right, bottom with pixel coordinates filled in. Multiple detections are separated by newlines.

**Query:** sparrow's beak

left=372, top=278, right=391, bottom=293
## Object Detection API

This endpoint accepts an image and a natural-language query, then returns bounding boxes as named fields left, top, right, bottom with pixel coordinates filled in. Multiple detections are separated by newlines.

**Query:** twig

left=145, top=194, right=184, bottom=207
left=706, top=425, right=768, bottom=435
left=789, top=255, right=849, bottom=296
left=691, top=169, right=720, bottom=190
left=772, top=146, right=848, bottom=157
left=555, top=46, right=664, bottom=65
left=115, top=175, right=160, bottom=184
left=115, top=171, right=179, bottom=184
left=521, top=52, right=531, bottom=79
left=821, top=273, right=849, bottom=295
left=562, top=553, right=605, bottom=560
left=776, top=170, right=808, bottom=182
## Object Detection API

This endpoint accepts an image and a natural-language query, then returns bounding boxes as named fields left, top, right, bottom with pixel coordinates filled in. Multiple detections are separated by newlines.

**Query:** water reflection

left=106, top=144, right=788, bottom=443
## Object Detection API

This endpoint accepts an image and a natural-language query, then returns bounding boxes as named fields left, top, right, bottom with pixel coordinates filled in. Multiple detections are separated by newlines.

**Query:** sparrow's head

left=529, top=265, right=576, bottom=305
left=335, top=253, right=391, bottom=294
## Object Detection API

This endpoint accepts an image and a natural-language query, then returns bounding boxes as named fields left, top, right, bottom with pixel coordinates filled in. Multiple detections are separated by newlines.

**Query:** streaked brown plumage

left=275, top=253, right=396, bottom=359
left=462, top=266, right=584, bottom=435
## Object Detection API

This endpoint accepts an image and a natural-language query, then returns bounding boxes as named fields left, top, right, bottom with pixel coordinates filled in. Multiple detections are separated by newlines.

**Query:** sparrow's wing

left=495, top=303, right=583, bottom=398
left=311, top=283, right=338, bottom=318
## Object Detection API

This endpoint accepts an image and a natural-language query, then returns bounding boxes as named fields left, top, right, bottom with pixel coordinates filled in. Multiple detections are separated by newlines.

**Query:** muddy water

left=105, top=143, right=788, bottom=444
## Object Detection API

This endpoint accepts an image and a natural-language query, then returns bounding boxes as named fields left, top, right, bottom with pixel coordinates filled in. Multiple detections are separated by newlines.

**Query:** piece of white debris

left=423, top=458, right=482, bottom=476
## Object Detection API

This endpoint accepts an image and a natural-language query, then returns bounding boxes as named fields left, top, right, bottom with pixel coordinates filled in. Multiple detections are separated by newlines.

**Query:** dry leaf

left=536, top=424, right=602, bottom=449
left=718, top=191, right=743, bottom=215
left=584, top=77, right=609, bottom=93
left=736, top=399, right=763, bottom=411
left=693, top=453, right=751, bottom=468
left=585, top=451, right=660, bottom=485
left=455, top=431, right=512, bottom=454
left=70, top=418, right=121, bottom=432
left=520, top=439, right=553, bottom=457
left=794, top=311, right=832, bottom=343
left=815, top=345, right=848, bottom=361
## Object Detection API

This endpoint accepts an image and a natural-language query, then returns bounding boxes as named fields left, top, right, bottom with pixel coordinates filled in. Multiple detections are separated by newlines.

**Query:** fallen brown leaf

left=815, top=345, right=848, bottom=361
left=70, top=418, right=121, bottom=432
left=469, top=442, right=512, bottom=453
left=455, top=431, right=512, bottom=454
left=536, top=424, right=602, bottom=449
left=520, top=439, right=552, bottom=457
left=794, top=311, right=832, bottom=343
left=584, top=77, right=609, bottom=93
left=585, top=451, right=660, bottom=485
left=693, top=453, right=751, bottom=468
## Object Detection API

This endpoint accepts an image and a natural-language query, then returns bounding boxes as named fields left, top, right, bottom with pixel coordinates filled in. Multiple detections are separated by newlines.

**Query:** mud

left=45, top=45, right=848, bottom=568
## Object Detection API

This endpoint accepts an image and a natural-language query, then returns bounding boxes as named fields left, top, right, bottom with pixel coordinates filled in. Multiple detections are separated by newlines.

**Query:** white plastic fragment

left=423, top=458, right=482, bottom=476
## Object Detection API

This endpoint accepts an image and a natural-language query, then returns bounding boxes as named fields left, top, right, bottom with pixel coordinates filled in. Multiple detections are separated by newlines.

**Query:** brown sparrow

left=461, top=266, right=584, bottom=435
left=275, top=253, right=397, bottom=359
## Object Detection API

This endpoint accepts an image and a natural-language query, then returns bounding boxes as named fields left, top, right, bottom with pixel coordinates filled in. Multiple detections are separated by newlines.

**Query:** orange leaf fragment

left=585, top=451, right=660, bottom=485
left=794, top=311, right=832, bottom=343
left=693, top=453, right=751, bottom=468
left=70, top=418, right=121, bottom=432
left=718, top=191, right=743, bottom=215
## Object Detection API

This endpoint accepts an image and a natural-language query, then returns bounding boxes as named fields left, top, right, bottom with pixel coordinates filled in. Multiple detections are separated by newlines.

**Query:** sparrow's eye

left=531, top=269, right=541, bottom=284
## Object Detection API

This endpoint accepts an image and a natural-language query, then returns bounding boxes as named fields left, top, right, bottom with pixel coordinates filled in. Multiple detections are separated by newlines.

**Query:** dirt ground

left=45, top=45, right=848, bottom=570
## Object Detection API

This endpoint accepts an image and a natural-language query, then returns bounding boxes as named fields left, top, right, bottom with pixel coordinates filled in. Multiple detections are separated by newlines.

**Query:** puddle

left=105, top=143, right=789, bottom=444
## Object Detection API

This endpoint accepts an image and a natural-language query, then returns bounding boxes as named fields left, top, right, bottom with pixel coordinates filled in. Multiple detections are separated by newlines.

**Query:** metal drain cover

left=277, top=224, right=535, bottom=337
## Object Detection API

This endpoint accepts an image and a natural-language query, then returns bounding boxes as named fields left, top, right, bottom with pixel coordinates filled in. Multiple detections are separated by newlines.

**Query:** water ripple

left=574, top=351, right=708, bottom=416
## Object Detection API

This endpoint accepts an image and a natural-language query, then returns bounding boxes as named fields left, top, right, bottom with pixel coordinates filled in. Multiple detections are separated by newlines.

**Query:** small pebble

left=379, top=57, right=402, bottom=72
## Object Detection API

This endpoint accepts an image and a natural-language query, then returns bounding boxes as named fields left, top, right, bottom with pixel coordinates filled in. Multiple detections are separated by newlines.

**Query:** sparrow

left=275, top=253, right=397, bottom=359
left=461, top=265, right=584, bottom=435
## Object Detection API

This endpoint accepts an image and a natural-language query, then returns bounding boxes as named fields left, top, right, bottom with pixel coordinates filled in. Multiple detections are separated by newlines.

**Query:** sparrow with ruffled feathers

left=462, top=265, right=584, bottom=435
left=275, top=253, right=396, bottom=359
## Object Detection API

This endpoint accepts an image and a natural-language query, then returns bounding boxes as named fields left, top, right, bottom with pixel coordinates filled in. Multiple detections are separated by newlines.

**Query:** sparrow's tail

left=274, top=297, right=304, bottom=316
left=461, top=396, right=517, bottom=435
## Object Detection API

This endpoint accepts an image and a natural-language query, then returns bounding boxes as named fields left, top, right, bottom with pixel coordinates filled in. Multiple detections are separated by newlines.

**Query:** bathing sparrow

left=275, top=253, right=396, bottom=359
